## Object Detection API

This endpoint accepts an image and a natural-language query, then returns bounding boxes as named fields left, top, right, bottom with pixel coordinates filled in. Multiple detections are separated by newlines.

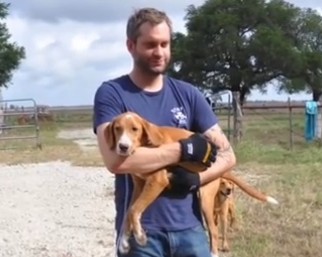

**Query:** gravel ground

left=57, top=129, right=97, bottom=151
left=0, top=128, right=261, bottom=257
left=0, top=129, right=117, bottom=257
left=57, top=129, right=95, bottom=140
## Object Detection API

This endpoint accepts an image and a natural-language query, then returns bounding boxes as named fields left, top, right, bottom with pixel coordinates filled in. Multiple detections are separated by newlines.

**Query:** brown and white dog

left=214, top=178, right=238, bottom=252
left=104, top=112, right=279, bottom=256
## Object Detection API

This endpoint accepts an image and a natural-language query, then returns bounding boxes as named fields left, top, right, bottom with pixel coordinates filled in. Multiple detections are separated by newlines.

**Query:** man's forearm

left=199, top=152, right=236, bottom=185
left=96, top=122, right=182, bottom=175
left=200, top=124, right=237, bottom=184
left=109, top=142, right=181, bottom=174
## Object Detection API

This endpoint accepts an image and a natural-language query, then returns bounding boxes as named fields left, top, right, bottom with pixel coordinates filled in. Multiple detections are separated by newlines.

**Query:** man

left=93, top=7, right=236, bottom=257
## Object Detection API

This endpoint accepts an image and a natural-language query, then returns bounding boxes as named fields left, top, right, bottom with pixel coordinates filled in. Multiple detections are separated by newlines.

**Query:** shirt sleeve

left=93, top=81, right=123, bottom=134
left=191, top=87, right=218, bottom=133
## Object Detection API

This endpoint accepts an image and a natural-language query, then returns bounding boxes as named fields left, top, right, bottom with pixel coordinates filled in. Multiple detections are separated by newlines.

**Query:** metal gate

left=0, top=98, right=41, bottom=150
left=210, top=90, right=233, bottom=141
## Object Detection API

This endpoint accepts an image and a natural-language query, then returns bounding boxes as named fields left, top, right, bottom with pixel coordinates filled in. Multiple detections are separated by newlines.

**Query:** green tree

left=0, top=2, right=25, bottom=88
left=277, top=8, right=322, bottom=101
left=168, top=0, right=303, bottom=141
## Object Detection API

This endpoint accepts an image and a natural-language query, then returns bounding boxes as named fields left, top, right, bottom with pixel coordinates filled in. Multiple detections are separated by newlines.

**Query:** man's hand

left=178, top=134, right=217, bottom=167
left=167, top=166, right=201, bottom=194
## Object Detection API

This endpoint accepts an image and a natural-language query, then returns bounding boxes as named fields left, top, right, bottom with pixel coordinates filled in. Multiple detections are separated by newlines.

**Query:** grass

left=1, top=110, right=322, bottom=257
left=0, top=122, right=102, bottom=166
left=228, top=147, right=322, bottom=257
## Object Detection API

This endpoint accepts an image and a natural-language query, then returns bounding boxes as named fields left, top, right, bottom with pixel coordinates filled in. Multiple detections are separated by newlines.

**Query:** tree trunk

left=312, top=89, right=322, bottom=102
left=232, top=91, right=243, bottom=143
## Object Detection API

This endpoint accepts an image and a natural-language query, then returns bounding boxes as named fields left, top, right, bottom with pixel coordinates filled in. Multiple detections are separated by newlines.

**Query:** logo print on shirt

left=171, top=107, right=187, bottom=126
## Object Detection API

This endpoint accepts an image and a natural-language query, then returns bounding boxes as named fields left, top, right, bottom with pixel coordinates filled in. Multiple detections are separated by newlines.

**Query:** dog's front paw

left=134, top=229, right=147, bottom=246
left=118, top=234, right=131, bottom=254
left=221, top=242, right=230, bottom=252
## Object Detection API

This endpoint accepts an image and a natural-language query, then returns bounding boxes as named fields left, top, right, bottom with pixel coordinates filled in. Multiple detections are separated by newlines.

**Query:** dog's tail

left=222, top=172, right=279, bottom=205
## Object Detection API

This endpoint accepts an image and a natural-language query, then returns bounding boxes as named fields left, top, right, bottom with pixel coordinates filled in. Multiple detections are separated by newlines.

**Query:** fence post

left=288, top=97, right=293, bottom=150
left=227, top=94, right=231, bottom=142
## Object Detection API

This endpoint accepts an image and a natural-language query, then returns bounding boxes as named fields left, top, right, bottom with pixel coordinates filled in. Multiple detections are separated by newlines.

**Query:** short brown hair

left=126, top=7, right=172, bottom=42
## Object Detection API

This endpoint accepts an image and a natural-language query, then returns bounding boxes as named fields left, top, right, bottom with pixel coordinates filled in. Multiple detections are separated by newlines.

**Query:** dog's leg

left=229, top=200, right=238, bottom=230
left=220, top=202, right=230, bottom=252
left=214, top=212, right=219, bottom=226
left=119, top=177, right=145, bottom=254
left=129, top=170, right=169, bottom=246
left=200, top=184, right=219, bottom=257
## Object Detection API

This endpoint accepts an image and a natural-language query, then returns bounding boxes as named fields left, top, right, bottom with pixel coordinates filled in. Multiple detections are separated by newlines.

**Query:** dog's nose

left=119, top=143, right=129, bottom=152
left=226, top=188, right=231, bottom=194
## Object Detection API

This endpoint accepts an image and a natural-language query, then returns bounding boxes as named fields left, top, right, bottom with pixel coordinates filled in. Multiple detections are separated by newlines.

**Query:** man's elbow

left=228, top=152, right=237, bottom=169
left=105, top=159, right=129, bottom=174
left=106, top=165, right=120, bottom=174
left=99, top=149, right=128, bottom=174
left=105, top=162, right=123, bottom=174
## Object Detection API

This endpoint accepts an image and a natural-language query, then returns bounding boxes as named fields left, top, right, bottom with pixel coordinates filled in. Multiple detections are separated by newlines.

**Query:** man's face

left=127, top=21, right=171, bottom=76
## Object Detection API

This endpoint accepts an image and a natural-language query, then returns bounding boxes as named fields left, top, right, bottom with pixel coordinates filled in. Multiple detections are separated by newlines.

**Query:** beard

left=134, top=54, right=169, bottom=76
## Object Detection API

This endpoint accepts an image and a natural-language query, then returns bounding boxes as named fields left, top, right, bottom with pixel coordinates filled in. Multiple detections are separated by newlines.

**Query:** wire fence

left=233, top=101, right=322, bottom=149
left=1, top=100, right=320, bottom=150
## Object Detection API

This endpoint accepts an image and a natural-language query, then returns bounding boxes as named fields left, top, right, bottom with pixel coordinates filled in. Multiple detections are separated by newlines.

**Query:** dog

left=216, top=179, right=238, bottom=230
left=200, top=171, right=279, bottom=257
left=105, top=111, right=212, bottom=254
left=213, top=178, right=238, bottom=252
left=104, top=112, right=279, bottom=256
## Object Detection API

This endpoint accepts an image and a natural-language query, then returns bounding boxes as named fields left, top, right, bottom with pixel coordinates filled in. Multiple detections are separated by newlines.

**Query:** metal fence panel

left=0, top=98, right=42, bottom=150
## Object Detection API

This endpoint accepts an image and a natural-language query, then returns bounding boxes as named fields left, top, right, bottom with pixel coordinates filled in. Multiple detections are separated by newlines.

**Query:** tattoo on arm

left=204, top=125, right=234, bottom=163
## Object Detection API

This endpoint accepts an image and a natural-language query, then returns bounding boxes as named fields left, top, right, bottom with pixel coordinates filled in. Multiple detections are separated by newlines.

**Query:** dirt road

left=0, top=161, right=116, bottom=257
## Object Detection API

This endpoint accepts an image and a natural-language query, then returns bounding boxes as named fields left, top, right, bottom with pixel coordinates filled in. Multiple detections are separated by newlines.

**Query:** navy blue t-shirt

left=93, top=75, right=218, bottom=236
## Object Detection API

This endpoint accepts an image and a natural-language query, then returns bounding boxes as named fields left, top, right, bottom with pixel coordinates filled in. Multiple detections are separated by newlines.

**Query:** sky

left=1, top=0, right=321, bottom=106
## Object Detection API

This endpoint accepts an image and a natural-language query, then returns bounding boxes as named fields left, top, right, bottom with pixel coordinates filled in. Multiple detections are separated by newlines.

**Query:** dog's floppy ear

left=141, top=119, right=164, bottom=147
left=104, top=121, right=116, bottom=150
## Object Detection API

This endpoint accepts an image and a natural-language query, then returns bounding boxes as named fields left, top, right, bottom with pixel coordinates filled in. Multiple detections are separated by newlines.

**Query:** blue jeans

left=117, top=225, right=211, bottom=257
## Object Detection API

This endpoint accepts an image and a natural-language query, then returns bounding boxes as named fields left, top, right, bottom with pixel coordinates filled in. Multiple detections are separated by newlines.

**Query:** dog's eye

left=132, top=127, right=138, bottom=132
left=114, top=126, right=121, bottom=132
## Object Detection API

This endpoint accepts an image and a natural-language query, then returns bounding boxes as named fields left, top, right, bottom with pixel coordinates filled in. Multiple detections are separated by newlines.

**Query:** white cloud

left=317, top=7, right=322, bottom=15
left=8, top=0, right=204, bottom=23
left=1, top=0, right=317, bottom=106
left=1, top=8, right=188, bottom=106
left=2, top=17, right=136, bottom=105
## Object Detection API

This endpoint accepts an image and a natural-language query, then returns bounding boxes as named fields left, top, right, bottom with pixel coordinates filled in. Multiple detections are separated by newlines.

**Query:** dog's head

left=219, top=178, right=235, bottom=198
left=104, top=112, right=164, bottom=156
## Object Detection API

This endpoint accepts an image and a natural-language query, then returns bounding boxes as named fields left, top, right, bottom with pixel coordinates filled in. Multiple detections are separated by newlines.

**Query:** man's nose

left=153, top=46, right=163, bottom=56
